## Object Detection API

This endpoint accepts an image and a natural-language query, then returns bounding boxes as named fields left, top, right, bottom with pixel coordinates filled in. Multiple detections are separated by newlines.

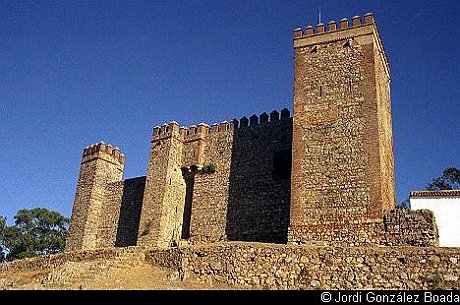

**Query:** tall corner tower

left=289, top=13, right=396, bottom=245
left=66, top=142, right=125, bottom=251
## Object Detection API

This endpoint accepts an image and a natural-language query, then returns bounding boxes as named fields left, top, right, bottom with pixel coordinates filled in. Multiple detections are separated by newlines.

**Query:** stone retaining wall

left=147, top=243, right=460, bottom=290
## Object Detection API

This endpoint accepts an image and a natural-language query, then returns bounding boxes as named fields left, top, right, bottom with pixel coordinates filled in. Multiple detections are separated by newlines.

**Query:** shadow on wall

left=115, top=176, right=146, bottom=247
left=181, top=172, right=195, bottom=240
left=226, top=110, right=292, bottom=244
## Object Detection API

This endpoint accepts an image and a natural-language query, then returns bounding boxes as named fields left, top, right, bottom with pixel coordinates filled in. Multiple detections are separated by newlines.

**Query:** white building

left=410, top=190, right=460, bottom=247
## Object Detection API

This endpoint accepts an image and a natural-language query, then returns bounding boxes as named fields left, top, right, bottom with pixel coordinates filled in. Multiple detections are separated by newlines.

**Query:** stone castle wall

left=93, top=176, right=146, bottom=249
left=137, top=110, right=293, bottom=246
left=188, top=128, right=234, bottom=243
left=97, top=180, right=124, bottom=248
left=115, top=176, right=146, bottom=247
left=186, top=111, right=293, bottom=244
left=226, top=112, right=292, bottom=243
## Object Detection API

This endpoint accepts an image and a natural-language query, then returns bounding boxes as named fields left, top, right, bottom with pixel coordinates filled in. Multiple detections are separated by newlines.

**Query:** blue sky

left=0, top=0, right=458, bottom=222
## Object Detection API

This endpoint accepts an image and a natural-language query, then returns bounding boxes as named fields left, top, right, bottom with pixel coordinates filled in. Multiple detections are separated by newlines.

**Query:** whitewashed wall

left=410, top=197, right=460, bottom=247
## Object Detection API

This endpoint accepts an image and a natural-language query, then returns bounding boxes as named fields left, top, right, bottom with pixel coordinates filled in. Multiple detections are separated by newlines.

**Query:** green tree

left=0, top=217, right=5, bottom=262
left=0, top=208, right=69, bottom=262
left=426, top=167, right=460, bottom=190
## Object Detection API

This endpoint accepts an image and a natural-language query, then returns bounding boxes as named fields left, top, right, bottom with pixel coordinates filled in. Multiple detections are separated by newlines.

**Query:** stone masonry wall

left=115, top=176, right=146, bottom=247
left=69, top=168, right=145, bottom=250
left=288, top=221, right=385, bottom=247
left=66, top=158, right=98, bottom=251
left=137, top=130, right=171, bottom=247
left=374, top=33, right=396, bottom=215
left=384, top=208, right=439, bottom=247
left=289, top=15, right=395, bottom=245
left=114, top=106, right=431, bottom=249
left=147, top=243, right=460, bottom=290
left=189, top=129, right=234, bottom=243
left=97, top=180, right=124, bottom=248
left=226, top=111, right=292, bottom=243
left=288, top=208, right=438, bottom=247
left=159, top=133, right=187, bottom=246
left=140, top=110, right=292, bottom=246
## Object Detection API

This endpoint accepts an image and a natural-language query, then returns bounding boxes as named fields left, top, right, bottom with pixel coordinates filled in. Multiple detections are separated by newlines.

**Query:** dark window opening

left=272, top=150, right=292, bottom=181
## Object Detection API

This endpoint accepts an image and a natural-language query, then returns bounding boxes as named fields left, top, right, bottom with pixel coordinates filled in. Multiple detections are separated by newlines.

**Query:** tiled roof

left=410, top=190, right=460, bottom=198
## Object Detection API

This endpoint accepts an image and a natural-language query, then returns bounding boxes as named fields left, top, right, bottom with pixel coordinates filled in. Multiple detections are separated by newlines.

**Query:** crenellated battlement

left=182, top=123, right=211, bottom=143
left=293, top=13, right=375, bottom=39
left=152, top=108, right=292, bottom=143
left=152, top=122, right=181, bottom=142
left=234, top=108, right=291, bottom=129
left=293, top=12, right=389, bottom=80
left=82, top=141, right=125, bottom=165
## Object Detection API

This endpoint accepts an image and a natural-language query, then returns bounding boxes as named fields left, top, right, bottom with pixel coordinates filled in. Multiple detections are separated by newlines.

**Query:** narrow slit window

left=349, top=80, right=353, bottom=92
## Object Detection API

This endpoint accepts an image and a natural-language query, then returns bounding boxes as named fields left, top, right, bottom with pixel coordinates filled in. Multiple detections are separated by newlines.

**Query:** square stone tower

left=66, top=143, right=125, bottom=251
left=289, top=14, right=396, bottom=245
left=137, top=122, right=188, bottom=248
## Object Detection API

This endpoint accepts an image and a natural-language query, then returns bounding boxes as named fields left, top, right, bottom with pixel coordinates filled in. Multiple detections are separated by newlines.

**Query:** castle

left=66, top=13, right=438, bottom=252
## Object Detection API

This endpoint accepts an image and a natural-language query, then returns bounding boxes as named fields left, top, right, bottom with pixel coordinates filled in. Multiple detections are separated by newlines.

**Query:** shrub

left=201, top=164, right=216, bottom=174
